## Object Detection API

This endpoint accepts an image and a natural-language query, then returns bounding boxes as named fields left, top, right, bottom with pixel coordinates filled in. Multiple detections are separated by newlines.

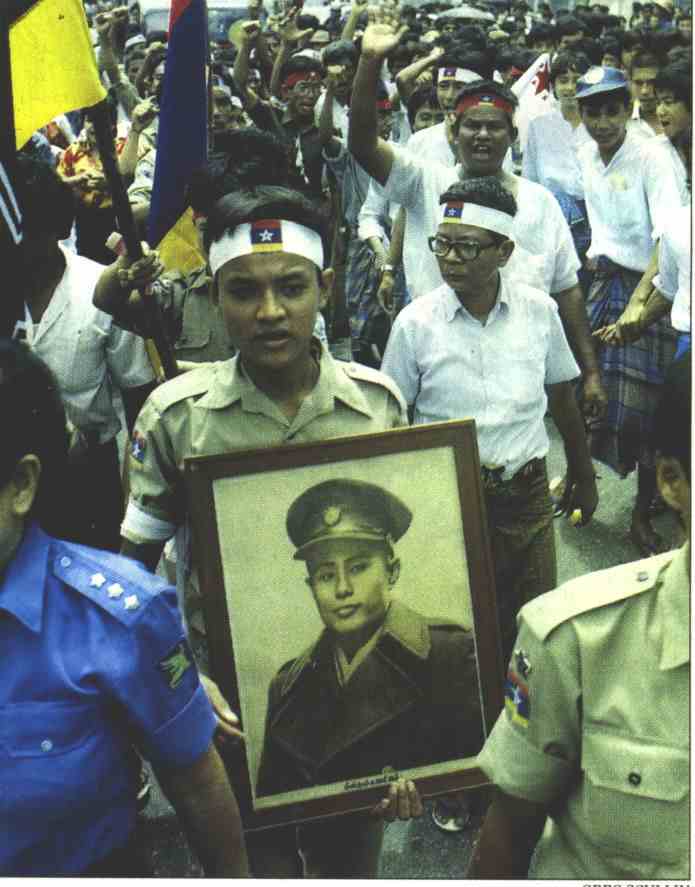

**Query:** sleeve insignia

left=159, top=640, right=194, bottom=689
left=504, top=669, right=530, bottom=728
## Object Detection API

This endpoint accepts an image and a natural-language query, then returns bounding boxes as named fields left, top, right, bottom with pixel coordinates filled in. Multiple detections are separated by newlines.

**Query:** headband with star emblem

left=455, top=93, right=515, bottom=118
left=438, top=66, right=481, bottom=84
left=209, top=219, right=324, bottom=274
left=441, top=201, right=514, bottom=237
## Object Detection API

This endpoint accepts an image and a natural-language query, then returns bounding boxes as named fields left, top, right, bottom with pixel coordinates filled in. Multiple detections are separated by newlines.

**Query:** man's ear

left=11, top=454, right=41, bottom=518
left=388, top=557, right=401, bottom=586
left=510, top=124, right=519, bottom=143
left=498, top=237, right=515, bottom=266
left=319, top=267, right=334, bottom=311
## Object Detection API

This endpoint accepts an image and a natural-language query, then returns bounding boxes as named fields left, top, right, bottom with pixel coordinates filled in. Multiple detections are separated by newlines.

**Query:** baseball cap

left=576, top=66, right=629, bottom=99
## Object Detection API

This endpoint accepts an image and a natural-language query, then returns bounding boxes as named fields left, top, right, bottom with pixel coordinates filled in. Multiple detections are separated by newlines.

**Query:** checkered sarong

left=585, top=258, right=678, bottom=475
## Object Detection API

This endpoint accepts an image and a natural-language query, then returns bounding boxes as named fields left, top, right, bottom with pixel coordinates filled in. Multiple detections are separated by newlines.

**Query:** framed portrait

left=185, top=420, right=504, bottom=829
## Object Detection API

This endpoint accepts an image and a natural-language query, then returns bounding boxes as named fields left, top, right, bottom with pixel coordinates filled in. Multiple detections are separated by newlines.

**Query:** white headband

left=209, top=220, right=324, bottom=275
left=441, top=202, right=514, bottom=238
left=438, top=67, right=481, bottom=84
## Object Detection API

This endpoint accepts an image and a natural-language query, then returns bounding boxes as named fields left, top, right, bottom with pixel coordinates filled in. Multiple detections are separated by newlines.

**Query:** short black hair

left=654, top=59, right=692, bottom=109
left=600, top=38, right=622, bottom=59
left=322, top=39, right=359, bottom=66
left=407, top=84, right=441, bottom=127
left=527, top=22, right=557, bottom=45
left=205, top=186, right=327, bottom=260
left=629, top=48, right=663, bottom=72
left=550, top=49, right=592, bottom=83
left=14, top=154, right=75, bottom=240
left=187, top=128, right=291, bottom=212
left=652, top=351, right=691, bottom=481
left=439, top=176, right=517, bottom=243
left=280, top=53, right=325, bottom=83
left=437, top=47, right=493, bottom=80
left=0, top=339, right=69, bottom=532
left=556, top=15, right=584, bottom=35
left=296, top=12, right=320, bottom=30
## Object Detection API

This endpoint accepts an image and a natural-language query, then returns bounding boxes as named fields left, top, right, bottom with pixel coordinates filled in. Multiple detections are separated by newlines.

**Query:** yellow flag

left=11, top=0, right=107, bottom=149
left=157, top=207, right=206, bottom=274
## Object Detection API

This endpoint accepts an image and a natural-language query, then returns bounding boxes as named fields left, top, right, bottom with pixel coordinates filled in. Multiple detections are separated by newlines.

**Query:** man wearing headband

left=119, top=186, right=409, bottom=877
left=350, top=15, right=607, bottom=420
left=382, top=178, right=597, bottom=663
left=256, top=479, right=483, bottom=801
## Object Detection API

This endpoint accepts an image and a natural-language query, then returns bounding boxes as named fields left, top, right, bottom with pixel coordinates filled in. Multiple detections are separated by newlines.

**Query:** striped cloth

left=585, top=257, right=678, bottom=475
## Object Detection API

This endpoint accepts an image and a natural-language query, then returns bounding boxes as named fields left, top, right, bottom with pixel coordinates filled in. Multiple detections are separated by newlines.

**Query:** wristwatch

left=382, top=263, right=396, bottom=274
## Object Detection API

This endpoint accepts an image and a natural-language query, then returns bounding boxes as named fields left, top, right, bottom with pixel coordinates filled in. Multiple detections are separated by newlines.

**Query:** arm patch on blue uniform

left=159, top=639, right=194, bottom=689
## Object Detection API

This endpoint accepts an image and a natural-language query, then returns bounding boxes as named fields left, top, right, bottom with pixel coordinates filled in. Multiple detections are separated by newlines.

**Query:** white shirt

left=578, top=129, right=685, bottom=272
left=314, top=92, right=349, bottom=141
left=381, top=276, right=580, bottom=479
left=642, top=135, right=690, bottom=201
left=653, top=204, right=691, bottom=333
left=382, top=146, right=580, bottom=298
left=17, top=246, right=155, bottom=443
left=627, top=101, right=658, bottom=139
left=357, top=178, right=399, bottom=243
left=406, top=121, right=515, bottom=173
left=522, top=109, right=591, bottom=199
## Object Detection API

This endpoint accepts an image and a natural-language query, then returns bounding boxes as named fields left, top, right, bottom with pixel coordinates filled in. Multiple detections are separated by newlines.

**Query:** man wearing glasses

left=381, top=178, right=597, bottom=662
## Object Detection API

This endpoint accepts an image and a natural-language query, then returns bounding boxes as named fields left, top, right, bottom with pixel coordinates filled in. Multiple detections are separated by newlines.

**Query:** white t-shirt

left=522, top=108, right=591, bottom=199
left=653, top=204, right=691, bottom=334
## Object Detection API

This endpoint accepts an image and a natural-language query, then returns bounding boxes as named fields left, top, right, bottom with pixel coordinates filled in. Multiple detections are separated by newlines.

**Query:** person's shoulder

left=147, top=360, right=228, bottom=415
left=51, top=537, right=171, bottom=627
left=520, top=551, right=676, bottom=642
left=267, top=641, right=318, bottom=704
left=516, top=176, right=561, bottom=208
left=334, top=356, right=406, bottom=406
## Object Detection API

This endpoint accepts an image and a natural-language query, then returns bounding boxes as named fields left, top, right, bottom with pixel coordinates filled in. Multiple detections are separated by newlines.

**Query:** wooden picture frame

left=185, top=420, right=504, bottom=830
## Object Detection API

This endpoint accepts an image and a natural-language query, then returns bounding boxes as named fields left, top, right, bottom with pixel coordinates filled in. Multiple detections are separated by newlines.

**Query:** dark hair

left=323, top=38, right=359, bottom=66
left=407, top=84, right=441, bottom=126
left=146, top=29, right=168, bottom=45
left=187, top=128, right=291, bottom=212
left=646, top=28, right=683, bottom=57
left=14, top=155, right=75, bottom=240
left=654, top=59, right=692, bottom=108
left=571, top=36, right=604, bottom=65
left=439, top=176, right=517, bottom=242
left=629, top=48, right=663, bottom=71
left=279, top=53, right=325, bottom=83
left=556, top=15, right=584, bottom=35
left=437, top=47, right=493, bottom=80
left=652, top=351, right=691, bottom=481
left=204, top=186, right=327, bottom=257
left=296, top=12, right=320, bottom=30
left=600, top=38, right=622, bottom=59
left=622, top=29, right=646, bottom=50
left=0, top=339, right=69, bottom=531
left=494, top=46, right=528, bottom=71
left=550, top=49, right=592, bottom=83
left=527, top=22, right=557, bottom=45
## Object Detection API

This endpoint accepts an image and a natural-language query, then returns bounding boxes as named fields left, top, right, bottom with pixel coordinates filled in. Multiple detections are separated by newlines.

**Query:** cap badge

left=323, top=506, right=342, bottom=527
left=584, top=67, right=605, bottom=84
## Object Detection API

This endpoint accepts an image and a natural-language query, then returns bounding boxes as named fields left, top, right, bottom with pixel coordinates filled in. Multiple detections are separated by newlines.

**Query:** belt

left=481, top=457, right=545, bottom=493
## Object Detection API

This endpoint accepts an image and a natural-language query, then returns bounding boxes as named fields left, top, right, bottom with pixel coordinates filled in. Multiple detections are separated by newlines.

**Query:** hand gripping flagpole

left=87, top=100, right=179, bottom=381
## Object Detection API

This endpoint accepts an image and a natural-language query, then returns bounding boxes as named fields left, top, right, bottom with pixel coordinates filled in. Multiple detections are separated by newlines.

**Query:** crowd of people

left=4, top=0, right=691, bottom=876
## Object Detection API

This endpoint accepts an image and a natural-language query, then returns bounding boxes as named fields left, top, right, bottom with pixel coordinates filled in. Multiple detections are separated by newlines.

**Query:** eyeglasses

left=293, top=81, right=323, bottom=95
left=428, top=235, right=498, bottom=261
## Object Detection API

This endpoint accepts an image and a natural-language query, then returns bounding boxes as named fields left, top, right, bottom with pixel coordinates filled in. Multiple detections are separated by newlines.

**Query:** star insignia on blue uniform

left=446, top=207, right=458, bottom=216
left=107, top=582, right=124, bottom=599
left=259, top=229, right=274, bottom=242
left=90, top=572, right=107, bottom=589
left=124, top=594, right=140, bottom=611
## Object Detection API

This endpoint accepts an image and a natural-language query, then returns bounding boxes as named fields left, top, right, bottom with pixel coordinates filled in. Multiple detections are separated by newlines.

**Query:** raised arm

left=233, top=21, right=262, bottom=108
left=348, top=9, right=406, bottom=185
left=395, top=45, right=443, bottom=101
left=341, top=0, right=368, bottom=41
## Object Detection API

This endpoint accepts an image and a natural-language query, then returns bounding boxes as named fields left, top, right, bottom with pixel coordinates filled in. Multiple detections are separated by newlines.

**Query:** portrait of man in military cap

left=254, top=478, right=485, bottom=799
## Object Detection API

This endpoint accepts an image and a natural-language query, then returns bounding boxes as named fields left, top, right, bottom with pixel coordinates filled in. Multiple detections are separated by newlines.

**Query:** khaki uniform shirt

left=478, top=546, right=690, bottom=880
left=122, top=345, right=407, bottom=662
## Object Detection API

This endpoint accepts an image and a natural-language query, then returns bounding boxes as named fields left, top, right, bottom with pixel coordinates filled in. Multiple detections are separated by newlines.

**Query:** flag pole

left=87, top=100, right=179, bottom=380
left=205, top=0, right=214, bottom=153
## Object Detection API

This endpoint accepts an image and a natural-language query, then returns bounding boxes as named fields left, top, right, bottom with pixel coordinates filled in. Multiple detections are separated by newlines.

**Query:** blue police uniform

left=0, top=523, right=217, bottom=876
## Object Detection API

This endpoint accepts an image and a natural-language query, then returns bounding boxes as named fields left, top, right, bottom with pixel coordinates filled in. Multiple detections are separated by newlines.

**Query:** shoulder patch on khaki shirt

left=149, top=363, right=218, bottom=414
left=340, top=361, right=406, bottom=406
left=522, top=552, right=675, bottom=641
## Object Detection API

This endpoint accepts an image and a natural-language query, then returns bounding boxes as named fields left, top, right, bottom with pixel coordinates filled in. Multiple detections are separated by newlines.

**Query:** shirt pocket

left=580, top=726, right=689, bottom=864
left=0, top=700, right=100, bottom=757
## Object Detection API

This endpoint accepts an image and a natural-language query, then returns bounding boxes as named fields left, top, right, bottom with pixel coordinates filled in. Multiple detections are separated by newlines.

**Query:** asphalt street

left=139, top=417, right=683, bottom=878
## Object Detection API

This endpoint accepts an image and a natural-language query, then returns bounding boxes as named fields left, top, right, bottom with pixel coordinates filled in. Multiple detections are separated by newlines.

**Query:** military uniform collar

left=0, top=522, right=49, bottom=633
left=195, top=341, right=375, bottom=419
left=279, top=601, right=430, bottom=698
left=656, top=543, right=689, bottom=671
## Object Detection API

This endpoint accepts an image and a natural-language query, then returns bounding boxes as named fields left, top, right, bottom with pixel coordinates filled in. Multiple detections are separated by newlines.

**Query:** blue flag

left=148, top=0, right=207, bottom=272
